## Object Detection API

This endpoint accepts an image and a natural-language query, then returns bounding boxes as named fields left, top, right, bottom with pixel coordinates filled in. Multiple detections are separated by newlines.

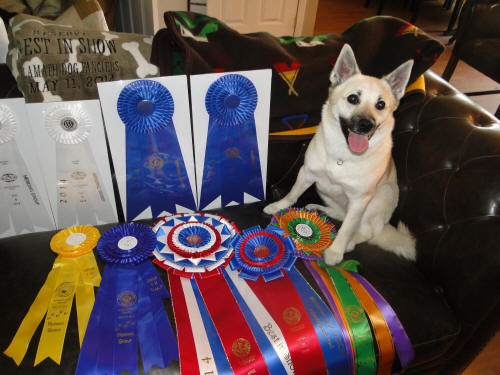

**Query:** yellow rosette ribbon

left=4, top=225, right=100, bottom=366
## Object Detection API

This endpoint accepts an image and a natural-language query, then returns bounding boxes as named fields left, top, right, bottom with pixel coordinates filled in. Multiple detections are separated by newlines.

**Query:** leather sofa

left=0, top=69, right=499, bottom=375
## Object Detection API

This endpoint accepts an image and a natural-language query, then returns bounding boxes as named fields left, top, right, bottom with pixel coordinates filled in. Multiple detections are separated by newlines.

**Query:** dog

left=264, top=43, right=416, bottom=266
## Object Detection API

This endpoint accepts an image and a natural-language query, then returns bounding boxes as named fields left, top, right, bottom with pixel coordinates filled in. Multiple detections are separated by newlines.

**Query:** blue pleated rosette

left=230, top=225, right=297, bottom=282
left=205, top=74, right=257, bottom=126
left=117, top=79, right=196, bottom=220
left=97, top=223, right=156, bottom=265
left=200, top=74, right=264, bottom=209
left=117, top=80, right=174, bottom=133
left=76, top=223, right=178, bottom=375
left=153, top=213, right=238, bottom=278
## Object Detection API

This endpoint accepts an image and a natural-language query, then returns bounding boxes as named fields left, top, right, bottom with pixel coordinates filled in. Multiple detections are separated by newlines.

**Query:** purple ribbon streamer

left=349, top=271, right=414, bottom=371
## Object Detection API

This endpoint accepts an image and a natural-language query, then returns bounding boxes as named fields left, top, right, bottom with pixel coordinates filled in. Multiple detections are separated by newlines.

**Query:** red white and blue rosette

left=230, top=225, right=297, bottom=282
left=152, top=213, right=238, bottom=278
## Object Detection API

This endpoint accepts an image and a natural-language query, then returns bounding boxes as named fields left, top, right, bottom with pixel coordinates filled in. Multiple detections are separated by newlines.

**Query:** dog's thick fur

left=264, top=44, right=416, bottom=265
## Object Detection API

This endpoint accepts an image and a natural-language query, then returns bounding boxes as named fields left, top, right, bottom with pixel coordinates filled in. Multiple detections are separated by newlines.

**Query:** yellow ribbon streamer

left=4, top=226, right=100, bottom=366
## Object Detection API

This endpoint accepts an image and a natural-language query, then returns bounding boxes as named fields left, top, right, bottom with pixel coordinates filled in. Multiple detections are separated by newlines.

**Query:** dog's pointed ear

left=330, top=44, right=360, bottom=86
left=383, top=60, right=414, bottom=101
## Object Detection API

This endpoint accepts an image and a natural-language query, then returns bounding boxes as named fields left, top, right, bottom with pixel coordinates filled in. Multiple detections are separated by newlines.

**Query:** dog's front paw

left=263, top=200, right=290, bottom=215
left=323, top=245, right=344, bottom=265
left=305, top=203, right=323, bottom=212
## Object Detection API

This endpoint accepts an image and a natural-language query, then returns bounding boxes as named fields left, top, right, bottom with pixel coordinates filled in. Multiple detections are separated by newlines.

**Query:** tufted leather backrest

left=392, top=71, right=500, bottom=321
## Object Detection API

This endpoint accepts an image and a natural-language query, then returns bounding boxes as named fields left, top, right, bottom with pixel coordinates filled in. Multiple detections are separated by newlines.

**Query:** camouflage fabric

left=7, top=13, right=159, bottom=102
left=151, top=12, right=445, bottom=137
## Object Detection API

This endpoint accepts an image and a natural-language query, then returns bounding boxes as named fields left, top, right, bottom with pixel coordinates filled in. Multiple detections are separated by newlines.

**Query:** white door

left=207, top=0, right=317, bottom=36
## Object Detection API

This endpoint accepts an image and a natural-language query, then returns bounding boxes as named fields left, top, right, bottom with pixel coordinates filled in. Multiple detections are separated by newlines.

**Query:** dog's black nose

left=353, top=118, right=374, bottom=134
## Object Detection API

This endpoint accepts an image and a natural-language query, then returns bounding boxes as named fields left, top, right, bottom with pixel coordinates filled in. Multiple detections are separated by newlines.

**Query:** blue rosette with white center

left=230, top=224, right=297, bottom=282
left=199, top=74, right=265, bottom=210
left=76, top=223, right=178, bottom=375
left=117, top=79, right=196, bottom=221
left=153, top=213, right=238, bottom=278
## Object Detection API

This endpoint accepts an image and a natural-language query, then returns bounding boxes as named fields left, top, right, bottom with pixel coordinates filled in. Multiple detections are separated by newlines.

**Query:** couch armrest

left=392, top=70, right=500, bottom=371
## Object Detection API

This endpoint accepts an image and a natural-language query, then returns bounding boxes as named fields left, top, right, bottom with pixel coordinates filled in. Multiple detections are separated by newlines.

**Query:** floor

left=313, top=0, right=500, bottom=374
left=313, top=0, right=500, bottom=117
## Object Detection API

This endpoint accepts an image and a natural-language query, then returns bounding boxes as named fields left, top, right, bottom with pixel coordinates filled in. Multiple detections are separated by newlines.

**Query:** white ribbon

left=180, top=277, right=219, bottom=375
left=0, top=104, right=52, bottom=235
left=44, top=104, right=114, bottom=226
left=225, top=267, right=295, bottom=375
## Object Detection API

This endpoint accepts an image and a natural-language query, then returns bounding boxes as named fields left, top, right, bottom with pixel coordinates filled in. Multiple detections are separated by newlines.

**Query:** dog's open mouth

left=347, top=131, right=369, bottom=153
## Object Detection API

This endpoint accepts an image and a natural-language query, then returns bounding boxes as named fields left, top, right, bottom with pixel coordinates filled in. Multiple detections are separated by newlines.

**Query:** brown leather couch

left=0, top=69, right=499, bottom=375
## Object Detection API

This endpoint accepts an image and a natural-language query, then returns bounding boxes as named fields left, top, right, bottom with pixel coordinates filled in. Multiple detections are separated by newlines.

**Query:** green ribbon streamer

left=319, top=261, right=377, bottom=375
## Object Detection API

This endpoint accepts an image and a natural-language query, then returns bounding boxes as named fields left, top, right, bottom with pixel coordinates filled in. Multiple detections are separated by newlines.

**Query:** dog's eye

left=375, top=100, right=386, bottom=110
left=347, top=94, right=359, bottom=105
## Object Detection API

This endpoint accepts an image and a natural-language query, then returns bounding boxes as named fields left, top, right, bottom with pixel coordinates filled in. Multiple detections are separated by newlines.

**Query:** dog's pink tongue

left=348, top=132, right=369, bottom=153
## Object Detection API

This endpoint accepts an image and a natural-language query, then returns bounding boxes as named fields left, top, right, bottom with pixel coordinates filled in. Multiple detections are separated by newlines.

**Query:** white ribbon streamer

left=225, top=267, right=295, bottom=375
left=44, top=104, right=114, bottom=226
left=0, top=104, right=52, bottom=235
left=180, top=277, right=219, bottom=375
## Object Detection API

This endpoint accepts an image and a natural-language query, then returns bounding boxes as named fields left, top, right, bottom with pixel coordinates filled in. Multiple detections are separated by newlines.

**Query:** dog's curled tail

left=368, top=222, right=416, bottom=261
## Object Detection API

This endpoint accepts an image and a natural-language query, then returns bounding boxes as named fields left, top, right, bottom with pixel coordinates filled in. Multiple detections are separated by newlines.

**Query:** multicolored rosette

left=152, top=213, right=238, bottom=278
left=271, top=207, right=336, bottom=259
left=4, top=225, right=101, bottom=366
left=44, top=103, right=115, bottom=227
left=199, top=73, right=265, bottom=209
left=76, top=223, right=178, bottom=375
left=230, top=224, right=297, bottom=282
left=117, top=79, right=196, bottom=221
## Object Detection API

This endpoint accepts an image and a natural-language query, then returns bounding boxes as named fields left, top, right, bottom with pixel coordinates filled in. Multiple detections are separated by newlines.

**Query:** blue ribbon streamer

left=221, top=268, right=288, bottom=375
left=190, top=279, right=233, bottom=374
left=200, top=74, right=264, bottom=209
left=287, top=267, right=351, bottom=374
left=117, top=79, right=196, bottom=220
left=76, top=224, right=178, bottom=375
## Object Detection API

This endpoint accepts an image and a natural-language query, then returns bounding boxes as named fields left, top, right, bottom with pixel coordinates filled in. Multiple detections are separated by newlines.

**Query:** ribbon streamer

left=199, top=74, right=264, bottom=209
left=76, top=223, right=178, bottom=375
left=4, top=226, right=101, bottom=366
left=0, top=104, right=53, bottom=235
left=153, top=213, right=237, bottom=278
left=117, top=80, right=196, bottom=220
left=351, top=271, right=414, bottom=373
left=44, top=103, right=115, bottom=226
left=230, top=225, right=296, bottom=281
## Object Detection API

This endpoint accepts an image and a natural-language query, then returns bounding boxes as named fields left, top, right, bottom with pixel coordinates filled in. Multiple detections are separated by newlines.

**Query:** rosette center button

left=65, top=233, right=87, bottom=246
left=137, top=100, right=155, bottom=116
left=118, top=236, right=138, bottom=251
left=225, top=94, right=240, bottom=109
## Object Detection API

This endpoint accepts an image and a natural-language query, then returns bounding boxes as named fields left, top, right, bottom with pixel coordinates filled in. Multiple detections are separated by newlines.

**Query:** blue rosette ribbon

left=118, top=80, right=196, bottom=221
left=199, top=74, right=265, bottom=209
left=75, top=223, right=178, bottom=375
left=230, top=224, right=297, bottom=282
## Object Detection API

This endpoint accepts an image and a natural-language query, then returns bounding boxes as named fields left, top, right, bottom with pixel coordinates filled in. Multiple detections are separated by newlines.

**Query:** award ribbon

left=270, top=207, right=336, bottom=258
left=0, top=104, right=53, bottom=235
left=319, top=262, right=377, bottom=375
left=229, top=225, right=296, bottom=281
left=4, top=225, right=100, bottom=366
left=117, top=79, right=196, bottom=221
left=44, top=103, right=115, bottom=226
left=153, top=213, right=236, bottom=278
left=75, top=223, right=178, bottom=375
left=199, top=74, right=264, bottom=210
left=230, top=225, right=329, bottom=374
left=350, top=271, right=414, bottom=372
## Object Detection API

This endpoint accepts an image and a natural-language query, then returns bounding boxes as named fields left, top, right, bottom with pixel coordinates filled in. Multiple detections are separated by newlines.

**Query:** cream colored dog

left=264, top=44, right=416, bottom=265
